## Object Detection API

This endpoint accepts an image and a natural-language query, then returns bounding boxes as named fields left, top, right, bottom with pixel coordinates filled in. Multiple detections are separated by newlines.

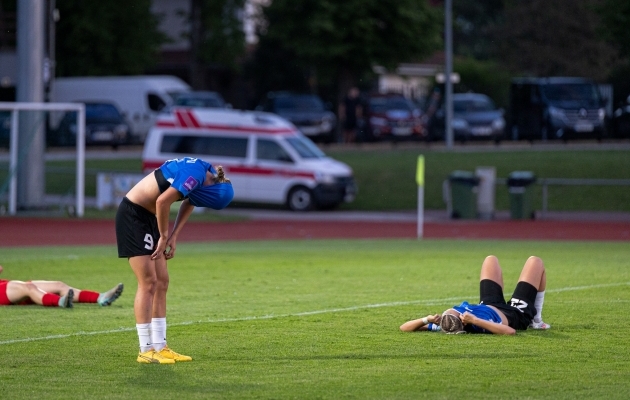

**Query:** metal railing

left=445, top=176, right=630, bottom=218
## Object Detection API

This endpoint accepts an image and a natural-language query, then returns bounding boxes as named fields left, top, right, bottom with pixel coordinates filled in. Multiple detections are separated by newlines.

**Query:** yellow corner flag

left=416, top=155, right=424, bottom=186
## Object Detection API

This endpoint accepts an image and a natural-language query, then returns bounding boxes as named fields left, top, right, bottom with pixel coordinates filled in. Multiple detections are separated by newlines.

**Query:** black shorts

left=115, top=197, right=158, bottom=258
left=479, top=279, right=538, bottom=330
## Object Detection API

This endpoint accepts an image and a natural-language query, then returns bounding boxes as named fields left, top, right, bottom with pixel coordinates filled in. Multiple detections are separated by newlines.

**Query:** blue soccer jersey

left=158, top=157, right=234, bottom=210
left=452, top=301, right=502, bottom=334
left=159, top=157, right=211, bottom=198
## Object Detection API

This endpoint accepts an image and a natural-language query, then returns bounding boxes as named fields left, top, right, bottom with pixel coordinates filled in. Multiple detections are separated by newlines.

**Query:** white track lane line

left=1, top=282, right=628, bottom=346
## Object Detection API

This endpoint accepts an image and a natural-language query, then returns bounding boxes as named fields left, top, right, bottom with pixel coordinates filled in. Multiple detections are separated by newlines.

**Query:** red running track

left=0, top=217, right=628, bottom=247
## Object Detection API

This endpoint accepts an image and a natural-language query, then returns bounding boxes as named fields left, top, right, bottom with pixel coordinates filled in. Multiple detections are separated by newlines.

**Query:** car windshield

left=285, top=135, right=326, bottom=159
left=542, top=84, right=600, bottom=103
left=275, top=95, right=325, bottom=112
left=369, top=97, right=413, bottom=113
left=453, top=98, right=496, bottom=112
left=85, top=104, right=123, bottom=122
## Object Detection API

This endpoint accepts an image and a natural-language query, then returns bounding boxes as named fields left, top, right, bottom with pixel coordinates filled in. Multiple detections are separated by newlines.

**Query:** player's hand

left=428, top=314, right=440, bottom=324
left=151, top=237, right=167, bottom=260
left=164, top=238, right=177, bottom=260
left=460, top=311, right=476, bottom=325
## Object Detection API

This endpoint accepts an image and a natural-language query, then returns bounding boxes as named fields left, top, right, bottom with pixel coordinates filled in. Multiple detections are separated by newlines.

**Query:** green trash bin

left=507, top=171, right=536, bottom=219
left=449, top=170, right=480, bottom=219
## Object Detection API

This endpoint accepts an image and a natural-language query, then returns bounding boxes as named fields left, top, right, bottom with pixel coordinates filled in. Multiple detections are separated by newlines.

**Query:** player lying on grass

left=400, top=255, right=551, bottom=335
left=116, top=157, right=233, bottom=364
left=0, top=265, right=123, bottom=308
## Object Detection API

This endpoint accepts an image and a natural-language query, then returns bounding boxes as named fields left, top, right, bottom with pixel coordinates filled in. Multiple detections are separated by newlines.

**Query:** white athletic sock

left=136, top=323, right=152, bottom=353
left=151, top=317, right=167, bottom=351
left=533, top=291, right=546, bottom=322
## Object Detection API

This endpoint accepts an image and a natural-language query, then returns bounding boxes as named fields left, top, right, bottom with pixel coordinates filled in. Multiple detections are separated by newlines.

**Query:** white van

left=51, top=75, right=191, bottom=143
left=142, top=108, right=357, bottom=211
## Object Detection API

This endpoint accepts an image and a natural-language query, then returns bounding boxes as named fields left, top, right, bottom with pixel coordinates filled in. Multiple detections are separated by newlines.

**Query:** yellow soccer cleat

left=137, top=349, right=176, bottom=364
left=157, top=345, right=193, bottom=362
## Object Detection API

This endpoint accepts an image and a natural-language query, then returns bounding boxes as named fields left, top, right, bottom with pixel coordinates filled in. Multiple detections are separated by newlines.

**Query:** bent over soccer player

left=0, top=265, right=123, bottom=308
left=400, top=255, right=550, bottom=335
left=116, top=157, right=233, bottom=364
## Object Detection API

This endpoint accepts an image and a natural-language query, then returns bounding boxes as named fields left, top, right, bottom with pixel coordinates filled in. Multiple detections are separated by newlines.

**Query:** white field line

left=1, top=281, right=628, bottom=346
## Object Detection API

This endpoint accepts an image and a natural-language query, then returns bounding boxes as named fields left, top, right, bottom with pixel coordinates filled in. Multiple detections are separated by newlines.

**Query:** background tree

left=597, top=0, right=630, bottom=105
left=188, top=0, right=246, bottom=90
left=252, top=0, right=442, bottom=105
left=488, top=0, right=618, bottom=81
left=55, top=0, right=166, bottom=76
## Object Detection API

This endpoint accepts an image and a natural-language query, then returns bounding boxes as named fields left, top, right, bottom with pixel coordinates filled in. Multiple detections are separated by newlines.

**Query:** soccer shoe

left=98, top=283, right=124, bottom=306
left=157, top=346, right=193, bottom=362
left=59, top=289, right=74, bottom=308
left=529, top=320, right=551, bottom=330
left=137, top=349, right=176, bottom=364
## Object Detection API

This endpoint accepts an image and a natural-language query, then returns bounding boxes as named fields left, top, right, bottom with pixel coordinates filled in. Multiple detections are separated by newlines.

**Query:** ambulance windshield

left=285, top=135, right=326, bottom=159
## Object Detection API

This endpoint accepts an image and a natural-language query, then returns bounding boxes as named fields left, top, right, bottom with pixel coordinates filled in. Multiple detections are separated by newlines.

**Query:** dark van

left=509, top=77, right=607, bottom=141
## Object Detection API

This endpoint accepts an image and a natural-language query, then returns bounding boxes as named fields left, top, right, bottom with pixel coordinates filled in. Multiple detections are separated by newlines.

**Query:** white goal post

left=0, top=102, right=86, bottom=217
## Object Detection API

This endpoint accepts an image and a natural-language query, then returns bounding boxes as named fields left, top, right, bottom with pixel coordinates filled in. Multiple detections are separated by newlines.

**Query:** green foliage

left=597, top=0, right=630, bottom=60
left=258, top=0, right=442, bottom=87
left=1, top=240, right=629, bottom=398
left=195, top=0, right=246, bottom=70
left=454, top=58, right=512, bottom=108
left=490, top=0, right=617, bottom=80
left=55, top=0, right=166, bottom=76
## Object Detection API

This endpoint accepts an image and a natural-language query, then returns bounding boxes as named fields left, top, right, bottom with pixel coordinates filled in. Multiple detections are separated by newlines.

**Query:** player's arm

left=0, top=265, right=3, bottom=274
left=400, top=314, right=440, bottom=332
left=152, top=187, right=182, bottom=260
left=460, top=312, right=516, bottom=335
left=164, top=199, right=195, bottom=259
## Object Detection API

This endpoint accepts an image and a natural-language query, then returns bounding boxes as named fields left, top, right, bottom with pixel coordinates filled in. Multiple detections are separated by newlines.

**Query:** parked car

left=48, top=102, right=131, bottom=148
left=51, top=75, right=191, bottom=143
left=426, top=93, right=505, bottom=143
left=509, top=77, right=607, bottom=141
left=173, top=91, right=229, bottom=109
left=256, top=91, right=337, bottom=143
left=363, top=93, right=425, bottom=141
left=612, top=94, right=630, bottom=138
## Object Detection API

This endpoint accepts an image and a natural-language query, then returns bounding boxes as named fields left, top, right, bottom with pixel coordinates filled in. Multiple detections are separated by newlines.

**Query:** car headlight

left=115, top=124, right=129, bottom=135
left=451, top=118, right=469, bottom=130
left=315, top=172, right=336, bottom=184
left=370, top=117, right=388, bottom=127
left=548, top=106, right=565, bottom=120
left=492, top=118, right=505, bottom=131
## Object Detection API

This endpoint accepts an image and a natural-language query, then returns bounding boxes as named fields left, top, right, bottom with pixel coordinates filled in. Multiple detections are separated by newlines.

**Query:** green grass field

left=1, top=239, right=629, bottom=399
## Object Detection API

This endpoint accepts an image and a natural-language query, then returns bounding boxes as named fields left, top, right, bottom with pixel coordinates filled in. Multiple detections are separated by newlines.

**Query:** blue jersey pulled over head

left=158, top=157, right=234, bottom=210
left=452, top=301, right=502, bottom=334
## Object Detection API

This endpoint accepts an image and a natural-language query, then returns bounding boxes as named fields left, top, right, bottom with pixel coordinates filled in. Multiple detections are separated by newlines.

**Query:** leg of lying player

left=4, top=281, right=74, bottom=308
left=30, top=281, right=124, bottom=306
left=518, top=256, right=551, bottom=330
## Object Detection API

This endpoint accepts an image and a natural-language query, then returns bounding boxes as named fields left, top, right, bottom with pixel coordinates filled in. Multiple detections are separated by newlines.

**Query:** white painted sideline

left=1, top=281, right=628, bottom=346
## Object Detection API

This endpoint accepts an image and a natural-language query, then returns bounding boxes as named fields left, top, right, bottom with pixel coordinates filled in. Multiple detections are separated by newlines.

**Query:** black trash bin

left=449, top=170, right=480, bottom=219
left=507, top=171, right=536, bottom=219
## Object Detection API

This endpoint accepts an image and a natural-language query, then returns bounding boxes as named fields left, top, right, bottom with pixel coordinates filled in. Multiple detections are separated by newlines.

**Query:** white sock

left=151, top=317, right=167, bottom=351
left=136, top=323, right=152, bottom=353
left=533, top=291, right=545, bottom=322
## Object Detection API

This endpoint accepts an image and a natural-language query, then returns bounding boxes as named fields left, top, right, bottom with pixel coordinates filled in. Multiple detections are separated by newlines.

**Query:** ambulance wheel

left=287, top=186, right=314, bottom=211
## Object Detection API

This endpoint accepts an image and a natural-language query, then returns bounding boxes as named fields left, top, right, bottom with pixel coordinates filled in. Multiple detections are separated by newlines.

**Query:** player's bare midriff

left=486, top=305, right=509, bottom=325
left=125, top=171, right=162, bottom=215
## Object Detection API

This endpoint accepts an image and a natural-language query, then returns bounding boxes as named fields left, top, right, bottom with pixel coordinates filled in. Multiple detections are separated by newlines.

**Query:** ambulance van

left=142, top=108, right=357, bottom=211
